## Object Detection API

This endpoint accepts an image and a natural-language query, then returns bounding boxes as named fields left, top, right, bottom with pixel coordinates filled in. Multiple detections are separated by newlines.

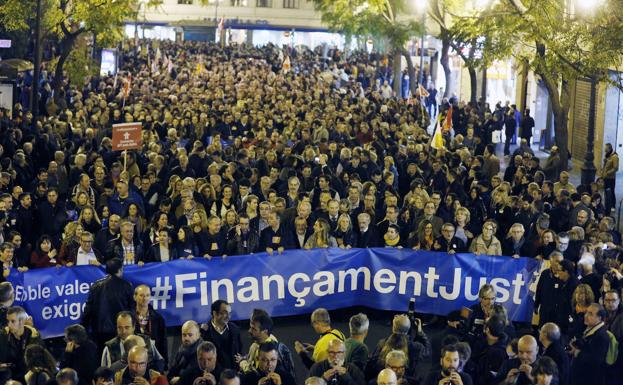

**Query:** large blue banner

left=7, top=248, right=541, bottom=338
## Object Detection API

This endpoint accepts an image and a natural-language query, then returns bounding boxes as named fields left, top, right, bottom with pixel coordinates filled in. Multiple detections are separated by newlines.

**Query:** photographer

left=494, top=335, right=539, bottom=385
left=447, top=284, right=496, bottom=342
left=422, top=344, right=472, bottom=385
left=366, top=314, right=429, bottom=381
left=241, top=342, right=295, bottom=385
left=473, top=315, right=509, bottom=385
left=309, top=339, right=365, bottom=385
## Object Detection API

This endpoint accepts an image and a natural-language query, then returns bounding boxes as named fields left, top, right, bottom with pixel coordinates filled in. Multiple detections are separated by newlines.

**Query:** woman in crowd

left=78, top=206, right=101, bottom=235
left=333, top=214, right=357, bottom=249
left=124, top=203, right=147, bottom=235
left=211, top=184, right=237, bottom=219
left=58, top=222, right=84, bottom=265
left=24, top=345, right=57, bottom=385
left=469, top=221, right=503, bottom=256
left=223, top=209, right=239, bottom=235
left=173, top=225, right=200, bottom=259
left=305, top=218, right=337, bottom=249
left=454, top=207, right=476, bottom=247
left=143, top=211, right=172, bottom=246
left=30, top=235, right=59, bottom=268
left=411, top=220, right=435, bottom=251
left=568, top=283, right=595, bottom=338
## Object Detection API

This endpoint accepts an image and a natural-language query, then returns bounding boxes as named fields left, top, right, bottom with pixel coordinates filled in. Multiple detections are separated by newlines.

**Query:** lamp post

left=575, top=0, right=603, bottom=187
left=414, top=0, right=427, bottom=87
left=581, top=76, right=597, bottom=186
left=31, top=0, right=42, bottom=123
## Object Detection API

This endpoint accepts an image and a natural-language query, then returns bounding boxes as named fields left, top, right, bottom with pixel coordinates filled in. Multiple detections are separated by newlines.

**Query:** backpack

left=606, top=330, right=619, bottom=365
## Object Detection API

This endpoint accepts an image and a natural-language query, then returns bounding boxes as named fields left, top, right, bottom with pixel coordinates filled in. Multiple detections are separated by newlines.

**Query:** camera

left=407, top=297, right=416, bottom=318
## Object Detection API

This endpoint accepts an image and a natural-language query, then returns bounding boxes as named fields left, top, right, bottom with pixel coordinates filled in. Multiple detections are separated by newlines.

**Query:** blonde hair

left=572, top=284, right=595, bottom=308
left=455, top=207, right=471, bottom=224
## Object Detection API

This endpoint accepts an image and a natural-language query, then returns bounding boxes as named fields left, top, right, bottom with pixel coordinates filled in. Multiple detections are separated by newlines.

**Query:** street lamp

left=210, top=0, right=221, bottom=43
left=31, top=0, right=42, bottom=124
left=575, top=0, right=603, bottom=187
left=413, top=0, right=427, bottom=87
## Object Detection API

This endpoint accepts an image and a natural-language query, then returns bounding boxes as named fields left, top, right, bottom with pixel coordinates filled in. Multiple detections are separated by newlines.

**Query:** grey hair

left=305, top=377, right=327, bottom=385
left=311, top=308, right=331, bottom=325
left=385, top=350, right=407, bottom=364
left=541, top=322, right=561, bottom=342
left=349, top=313, right=369, bottom=336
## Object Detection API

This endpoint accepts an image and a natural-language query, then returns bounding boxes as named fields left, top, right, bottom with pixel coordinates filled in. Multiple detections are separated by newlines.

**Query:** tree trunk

left=539, top=70, right=571, bottom=171
left=402, top=49, right=417, bottom=97
left=440, top=35, right=451, bottom=98
left=392, top=48, right=402, bottom=97
left=468, top=66, right=478, bottom=104
left=52, top=34, right=79, bottom=101
left=344, top=34, right=352, bottom=57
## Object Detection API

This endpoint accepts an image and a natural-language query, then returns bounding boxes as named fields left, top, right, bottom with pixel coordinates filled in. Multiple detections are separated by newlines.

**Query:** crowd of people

left=0, top=37, right=621, bottom=385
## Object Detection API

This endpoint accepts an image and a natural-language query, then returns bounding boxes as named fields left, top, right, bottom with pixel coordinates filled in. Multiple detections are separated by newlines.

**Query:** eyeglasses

left=327, top=350, right=345, bottom=356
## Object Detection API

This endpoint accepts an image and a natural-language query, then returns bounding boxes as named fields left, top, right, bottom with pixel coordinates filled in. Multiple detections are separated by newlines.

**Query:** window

left=230, top=0, right=247, bottom=6
left=283, top=0, right=297, bottom=8
left=177, top=0, right=193, bottom=4
left=257, top=0, right=272, bottom=7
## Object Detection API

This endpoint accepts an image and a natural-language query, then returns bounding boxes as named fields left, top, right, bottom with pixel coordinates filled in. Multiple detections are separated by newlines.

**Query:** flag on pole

left=162, top=54, right=174, bottom=75
left=278, top=48, right=284, bottom=63
left=282, top=56, right=291, bottom=73
left=167, top=57, right=174, bottom=75
left=442, top=105, right=453, bottom=133
left=195, top=55, right=205, bottom=76
left=113, top=71, right=118, bottom=90
left=418, top=84, right=430, bottom=98
left=431, top=118, right=445, bottom=150
left=122, top=73, right=132, bottom=98
left=121, top=72, right=132, bottom=108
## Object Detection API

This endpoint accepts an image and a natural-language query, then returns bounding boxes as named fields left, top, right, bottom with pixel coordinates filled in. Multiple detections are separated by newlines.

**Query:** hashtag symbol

left=151, top=277, right=172, bottom=310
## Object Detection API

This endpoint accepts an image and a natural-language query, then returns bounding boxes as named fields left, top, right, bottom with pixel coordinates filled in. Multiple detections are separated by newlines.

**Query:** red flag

left=443, top=106, right=453, bottom=132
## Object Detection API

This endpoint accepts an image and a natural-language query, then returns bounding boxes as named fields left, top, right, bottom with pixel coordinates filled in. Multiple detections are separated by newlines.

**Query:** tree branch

left=505, top=0, right=529, bottom=14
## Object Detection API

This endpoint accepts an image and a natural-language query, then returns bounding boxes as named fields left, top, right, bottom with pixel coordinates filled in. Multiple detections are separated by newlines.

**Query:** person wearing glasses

left=447, top=284, right=497, bottom=341
left=308, top=339, right=364, bottom=385
left=469, top=222, right=502, bottom=256
left=115, top=346, right=168, bottom=385
left=241, top=342, right=295, bottom=385
left=377, top=351, right=416, bottom=385
left=433, top=223, right=467, bottom=254
left=62, top=231, right=102, bottom=266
